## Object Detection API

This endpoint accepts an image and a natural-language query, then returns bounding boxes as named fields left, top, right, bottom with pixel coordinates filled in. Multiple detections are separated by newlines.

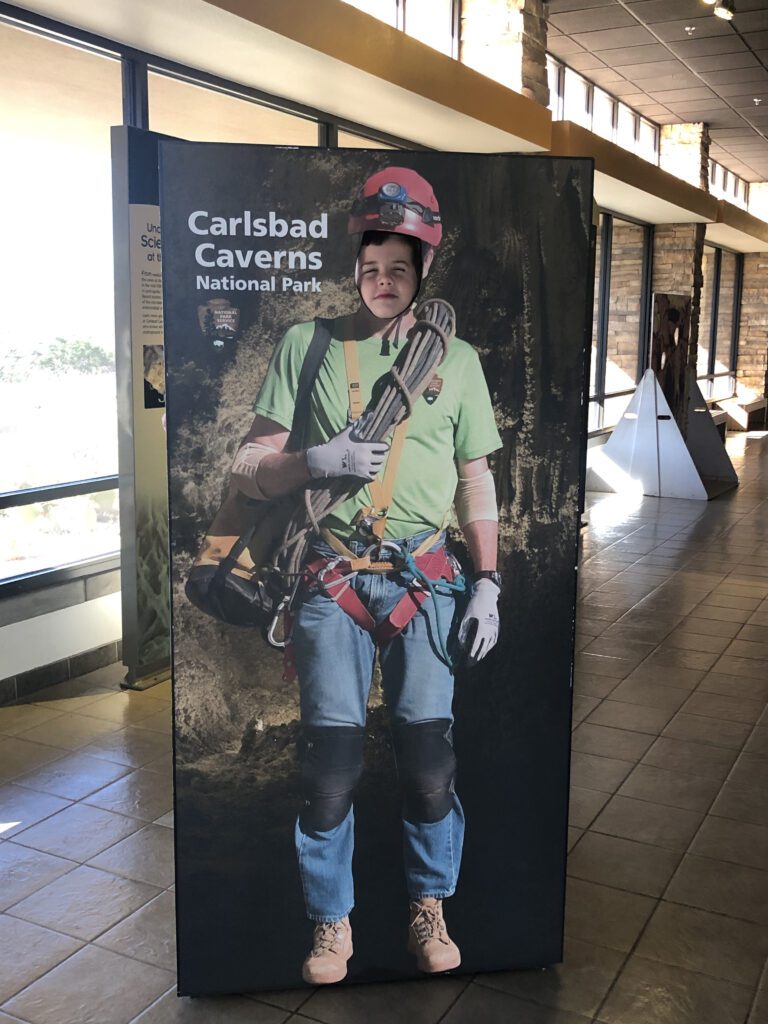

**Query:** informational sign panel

left=111, top=127, right=174, bottom=686
left=160, top=145, right=593, bottom=994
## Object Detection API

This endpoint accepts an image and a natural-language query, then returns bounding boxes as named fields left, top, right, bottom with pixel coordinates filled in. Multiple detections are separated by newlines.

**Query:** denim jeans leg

left=295, top=806, right=356, bottom=922
left=402, top=793, right=465, bottom=900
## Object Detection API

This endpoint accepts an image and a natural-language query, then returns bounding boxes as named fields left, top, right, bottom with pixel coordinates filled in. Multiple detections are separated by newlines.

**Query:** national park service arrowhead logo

left=424, top=375, right=443, bottom=405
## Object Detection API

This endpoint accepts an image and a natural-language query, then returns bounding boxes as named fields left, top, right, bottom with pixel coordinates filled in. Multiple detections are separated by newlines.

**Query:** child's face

left=355, top=234, right=419, bottom=321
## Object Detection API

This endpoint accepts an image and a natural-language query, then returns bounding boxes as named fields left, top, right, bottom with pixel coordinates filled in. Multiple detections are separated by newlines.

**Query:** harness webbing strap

left=303, top=548, right=455, bottom=646
left=342, top=339, right=365, bottom=422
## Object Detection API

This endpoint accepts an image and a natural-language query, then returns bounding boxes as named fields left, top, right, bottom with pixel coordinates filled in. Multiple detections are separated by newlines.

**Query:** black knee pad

left=392, top=719, right=456, bottom=825
left=297, top=726, right=365, bottom=832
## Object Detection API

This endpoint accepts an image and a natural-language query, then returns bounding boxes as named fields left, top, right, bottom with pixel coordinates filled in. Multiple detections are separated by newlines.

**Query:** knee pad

left=392, top=719, right=456, bottom=824
left=297, top=725, right=365, bottom=832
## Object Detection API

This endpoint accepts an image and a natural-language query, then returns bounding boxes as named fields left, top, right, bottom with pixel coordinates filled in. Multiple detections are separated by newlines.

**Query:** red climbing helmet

left=348, top=167, right=442, bottom=247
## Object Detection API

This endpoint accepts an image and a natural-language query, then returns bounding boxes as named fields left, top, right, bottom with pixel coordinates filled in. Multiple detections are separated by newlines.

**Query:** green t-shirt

left=254, top=320, right=502, bottom=539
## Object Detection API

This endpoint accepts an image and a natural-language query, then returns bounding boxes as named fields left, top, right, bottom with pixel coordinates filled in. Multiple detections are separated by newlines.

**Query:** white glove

left=458, top=578, right=500, bottom=666
left=306, top=423, right=389, bottom=481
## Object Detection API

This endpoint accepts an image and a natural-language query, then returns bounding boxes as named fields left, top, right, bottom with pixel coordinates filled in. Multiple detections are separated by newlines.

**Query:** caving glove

left=458, top=578, right=500, bottom=667
left=306, top=423, right=389, bottom=481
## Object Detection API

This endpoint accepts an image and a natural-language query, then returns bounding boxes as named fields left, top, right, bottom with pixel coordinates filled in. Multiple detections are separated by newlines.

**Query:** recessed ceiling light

left=714, top=0, right=735, bottom=19
left=701, top=0, right=717, bottom=5
left=755, top=97, right=763, bottom=105
left=685, top=25, right=696, bottom=34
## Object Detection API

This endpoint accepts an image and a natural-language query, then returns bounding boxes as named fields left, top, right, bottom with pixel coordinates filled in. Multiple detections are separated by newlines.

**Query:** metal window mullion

left=637, top=223, right=654, bottom=382
left=121, top=56, right=149, bottom=128
left=708, top=247, right=721, bottom=378
left=595, top=214, right=612, bottom=417
left=730, top=253, right=744, bottom=376
left=318, top=122, right=338, bottom=148
left=0, top=476, right=118, bottom=512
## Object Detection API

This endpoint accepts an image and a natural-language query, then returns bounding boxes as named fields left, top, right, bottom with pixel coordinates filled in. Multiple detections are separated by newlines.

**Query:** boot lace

left=312, top=921, right=346, bottom=956
left=411, top=903, right=448, bottom=946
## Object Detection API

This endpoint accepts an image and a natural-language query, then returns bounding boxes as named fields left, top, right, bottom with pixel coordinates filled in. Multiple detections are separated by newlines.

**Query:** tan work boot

left=301, top=916, right=353, bottom=985
left=407, top=898, right=461, bottom=973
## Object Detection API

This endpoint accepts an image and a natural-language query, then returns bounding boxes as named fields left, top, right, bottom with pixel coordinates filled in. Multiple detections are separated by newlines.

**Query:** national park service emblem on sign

left=424, top=375, right=443, bottom=405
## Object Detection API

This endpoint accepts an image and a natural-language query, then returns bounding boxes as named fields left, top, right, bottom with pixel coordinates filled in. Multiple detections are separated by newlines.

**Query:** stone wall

left=737, top=256, right=768, bottom=395
left=660, top=123, right=711, bottom=191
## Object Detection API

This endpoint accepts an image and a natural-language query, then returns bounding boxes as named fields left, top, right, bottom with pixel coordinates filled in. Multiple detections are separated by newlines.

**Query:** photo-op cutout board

left=160, top=145, right=593, bottom=995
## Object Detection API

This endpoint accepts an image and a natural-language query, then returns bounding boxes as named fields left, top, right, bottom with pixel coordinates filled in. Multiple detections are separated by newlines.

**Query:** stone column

left=460, top=0, right=549, bottom=106
left=736, top=256, right=768, bottom=396
left=659, top=123, right=711, bottom=191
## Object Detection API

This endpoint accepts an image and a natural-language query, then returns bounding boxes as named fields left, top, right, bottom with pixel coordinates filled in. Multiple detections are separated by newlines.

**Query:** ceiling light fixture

left=714, top=0, right=735, bottom=20
left=685, top=25, right=696, bottom=34
left=701, top=0, right=717, bottom=5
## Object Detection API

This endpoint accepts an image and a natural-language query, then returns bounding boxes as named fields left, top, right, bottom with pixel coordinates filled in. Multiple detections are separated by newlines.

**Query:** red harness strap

left=283, top=548, right=455, bottom=682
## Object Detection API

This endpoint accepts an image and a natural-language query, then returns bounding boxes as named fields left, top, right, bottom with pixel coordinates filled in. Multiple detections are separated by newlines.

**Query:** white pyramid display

left=589, top=369, right=725, bottom=501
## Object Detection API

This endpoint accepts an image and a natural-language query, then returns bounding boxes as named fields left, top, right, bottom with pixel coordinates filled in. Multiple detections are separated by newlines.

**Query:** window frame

left=697, top=242, right=743, bottom=397
left=0, top=2, right=426, bottom=596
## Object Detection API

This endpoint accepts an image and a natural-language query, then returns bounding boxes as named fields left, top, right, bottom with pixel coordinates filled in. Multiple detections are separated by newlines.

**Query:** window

left=404, top=0, right=455, bottom=56
left=341, top=0, right=399, bottom=27
left=698, top=245, right=716, bottom=378
left=591, top=87, right=615, bottom=142
left=147, top=72, right=318, bottom=144
left=547, top=56, right=563, bottom=119
left=637, top=119, right=658, bottom=164
left=616, top=104, right=637, bottom=152
left=338, top=130, right=396, bottom=149
left=697, top=246, right=740, bottom=398
left=0, top=23, right=123, bottom=578
left=563, top=68, right=591, bottom=129
left=589, top=213, right=652, bottom=431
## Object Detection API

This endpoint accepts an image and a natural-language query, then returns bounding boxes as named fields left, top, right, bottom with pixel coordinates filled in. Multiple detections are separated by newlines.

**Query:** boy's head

left=349, top=167, right=441, bottom=319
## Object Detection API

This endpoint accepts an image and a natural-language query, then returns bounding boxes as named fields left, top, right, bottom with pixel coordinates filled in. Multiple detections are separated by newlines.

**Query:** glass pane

left=616, top=103, right=636, bottom=151
left=637, top=119, right=657, bottom=164
left=591, top=215, right=603, bottom=397
left=715, top=251, right=737, bottom=374
left=0, top=490, right=119, bottom=580
left=592, top=87, right=615, bottom=142
left=605, top=219, right=645, bottom=395
left=563, top=68, right=591, bottom=129
left=547, top=56, right=561, bottom=116
left=710, top=374, right=735, bottom=401
left=0, top=24, right=122, bottom=492
left=338, top=130, right=396, bottom=150
left=698, top=246, right=716, bottom=376
left=404, top=0, right=454, bottom=56
left=148, top=73, right=318, bottom=144
left=588, top=401, right=602, bottom=432
left=341, top=0, right=398, bottom=27
left=603, top=392, right=633, bottom=429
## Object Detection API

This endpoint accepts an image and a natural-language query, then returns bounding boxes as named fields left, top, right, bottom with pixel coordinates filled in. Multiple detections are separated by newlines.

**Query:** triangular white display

left=685, top=376, right=738, bottom=497
left=588, top=370, right=708, bottom=500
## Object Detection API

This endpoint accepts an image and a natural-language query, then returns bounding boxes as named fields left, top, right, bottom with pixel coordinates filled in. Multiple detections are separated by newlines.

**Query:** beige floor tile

left=616, top=763, right=720, bottom=813
left=679, top=691, right=765, bottom=726
left=661, top=712, right=752, bottom=751
left=6, top=864, right=161, bottom=941
left=443, top=981, right=590, bottom=1023
left=635, top=902, right=768, bottom=988
left=301, top=976, right=468, bottom=1024
left=75, top=693, right=169, bottom=727
left=585, top=700, right=674, bottom=735
left=88, top=824, right=175, bottom=888
left=564, top=878, right=655, bottom=953
left=569, top=752, right=634, bottom=795
left=143, top=679, right=172, bottom=702
left=94, top=891, right=176, bottom=971
left=571, top=723, right=655, bottom=761
left=13, top=752, right=132, bottom=801
left=84, top=768, right=173, bottom=822
left=81, top=726, right=170, bottom=768
left=3, top=943, right=173, bottom=1024
left=16, top=715, right=121, bottom=752
left=27, top=676, right=115, bottom=710
left=666, top=854, right=768, bottom=926
left=475, top=937, right=624, bottom=1018
left=0, top=738, right=67, bottom=784
left=711, top=779, right=768, bottom=828
left=592, top=794, right=703, bottom=851
left=642, top=735, right=738, bottom=782
left=11, top=801, right=142, bottom=861
left=133, top=709, right=173, bottom=735
left=596, top=956, right=753, bottom=1024
left=133, top=989, right=289, bottom=1022
left=567, top=830, right=681, bottom=897
left=0, top=843, right=77, bottom=912
left=0, top=915, right=82, bottom=1003
left=568, top=786, right=610, bottom=829
left=0, top=706, right=64, bottom=737
left=154, top=810, right=174, bottom=829
left=144, top=753, right=173, bottom=776
left=690, top=816, right=768, bottom=872
left=0, top=783, right=71, bottom=840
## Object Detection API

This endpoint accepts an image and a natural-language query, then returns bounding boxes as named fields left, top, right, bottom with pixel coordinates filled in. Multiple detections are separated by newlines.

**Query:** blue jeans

left=292, top=529, right=465, bottom=922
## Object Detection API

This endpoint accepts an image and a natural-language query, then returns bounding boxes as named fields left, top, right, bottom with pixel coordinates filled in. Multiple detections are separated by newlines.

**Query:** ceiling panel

left=550, top=7, right=636, bottom=33
left=572, top=26, right=656, bottom=49
left=545, top=0, right=768, bottom=186
left=624, top=1, right=721, bottom=24
left=593, top=43, right=671, bottom=65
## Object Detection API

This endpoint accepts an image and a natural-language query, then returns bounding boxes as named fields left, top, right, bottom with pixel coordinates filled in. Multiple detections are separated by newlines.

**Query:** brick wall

left=737, top=256, right=768, bottom=396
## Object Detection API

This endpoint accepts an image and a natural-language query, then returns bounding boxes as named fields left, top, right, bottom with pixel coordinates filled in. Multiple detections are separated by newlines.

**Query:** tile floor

left=1, top=430, right=767, bottom=1023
